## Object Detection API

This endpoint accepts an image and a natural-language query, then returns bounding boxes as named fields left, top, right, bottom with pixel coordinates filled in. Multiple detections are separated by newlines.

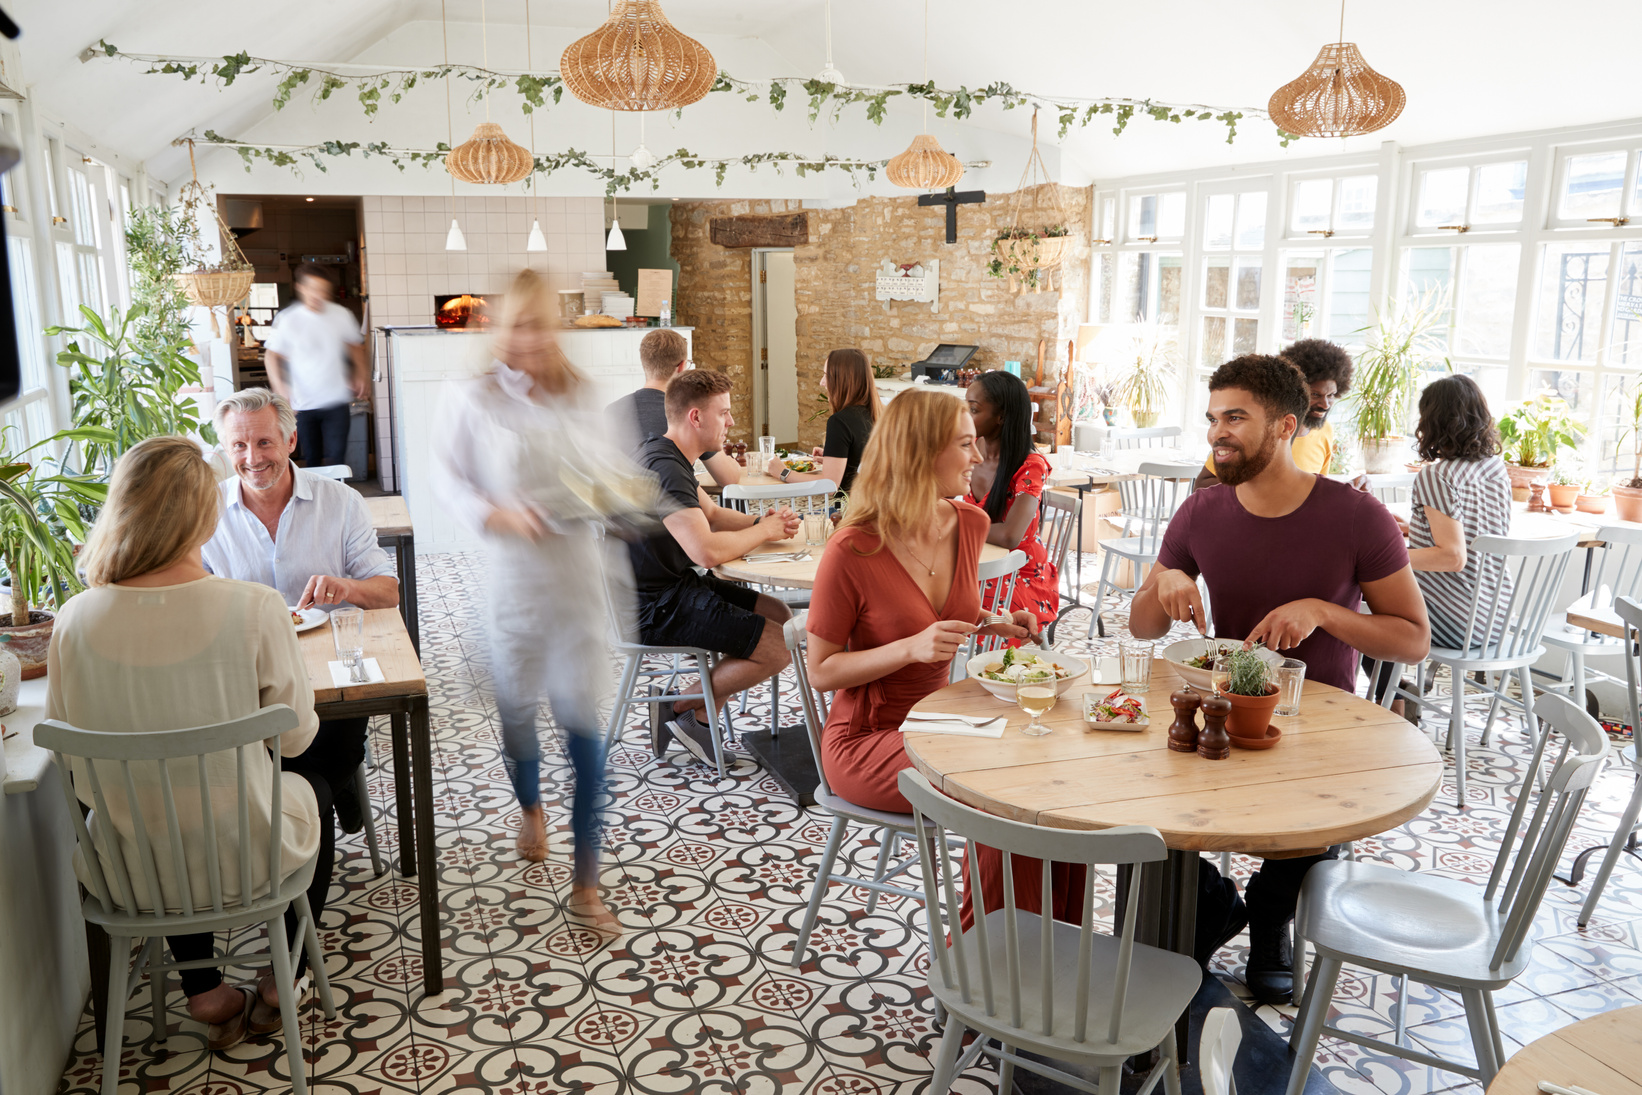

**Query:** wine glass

left=1209, top=651, right=1231, bottom=697
left=1017, top=670, right=1058, bottom=737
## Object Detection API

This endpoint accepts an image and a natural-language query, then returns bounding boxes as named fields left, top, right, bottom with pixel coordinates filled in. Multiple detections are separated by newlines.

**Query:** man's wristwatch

left=780, top=467, right=791, bottom=482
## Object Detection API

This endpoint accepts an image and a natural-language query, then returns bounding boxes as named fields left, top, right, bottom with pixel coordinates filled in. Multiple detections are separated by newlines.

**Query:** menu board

left=636, top=268, right=675, bottom=318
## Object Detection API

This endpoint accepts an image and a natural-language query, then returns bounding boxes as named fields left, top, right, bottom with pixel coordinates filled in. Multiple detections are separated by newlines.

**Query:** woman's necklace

left=896, top=536, right=938, bottom=577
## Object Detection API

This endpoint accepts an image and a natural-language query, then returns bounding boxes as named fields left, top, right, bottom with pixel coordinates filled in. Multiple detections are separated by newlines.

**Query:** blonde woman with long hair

left=53, top=437, right=324, bottom=1050
left=433, top=268, right=626, bottom=929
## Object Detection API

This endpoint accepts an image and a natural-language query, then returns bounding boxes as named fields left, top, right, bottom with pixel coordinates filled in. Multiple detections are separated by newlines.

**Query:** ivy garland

left=101, top=42, right=1287, bottom=146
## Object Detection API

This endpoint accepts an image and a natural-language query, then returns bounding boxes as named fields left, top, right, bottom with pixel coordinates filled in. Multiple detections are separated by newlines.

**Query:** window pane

left=1130, top=194, right=1157, bottom=239
left=1455, top=244, right=1520, bottom=359
left=55, top=240, right=78, bottom=317
left=1404, top=247, right=1456, bottom=301
left=1327, top=249, right=1374, bottom=344
left=41, top=142, right=59, bottom=222
left=1098, top=196, right=1115, bottom=241
left=1560, top=150, right=1627, bottom=221
left=1234, top=258, right=1262, bottom=310
left=1201, top=316, right=1226, bottom=366
left=1610, top=241, right=1642, bottom=368
left=1283, top=255, right=1321, bottom=341
left=1203, top=256, right=1229, bottom=309
left=1116, top=251, right=1183, bottom=323
left=68, top=169, right=97, bottom=246
left=1471, top=161, right=1527, bottom=224
left=1291, top=180, right=1332, bottom=234
left=1535, top=244, right=1610, bottom=362
left=1416, top=167, right=1469, bottom=227
left=22, top=398, right=49, bottom=450
left=1235, top=193, right=1266, bottom=250
left=1154, top=255, right=1183, bottom=324
left=76, top=250, right=103, bottom=314
left=1336, top=175, right=1378, bottom=232
left=1232, top=318, right=1258, bottom=355
left=1156, top=193, right=1185, bottom=240
left=1530, top=368, right=1593, bottom=418
left=5, top=236, right=43, bottom=392
left=1203, top=194, right=1233, bottom=250
left=1599, top=373, right=1634, bottom=478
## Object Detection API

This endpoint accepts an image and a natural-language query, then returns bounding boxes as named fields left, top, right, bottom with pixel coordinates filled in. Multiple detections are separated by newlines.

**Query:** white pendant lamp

left=606, top=200, right=627, bottom=250
left=526, top=219, right=547, bottom=251
left=445, top=218, right=468, bottom=251
left=440, top=0, right=467, bottom=250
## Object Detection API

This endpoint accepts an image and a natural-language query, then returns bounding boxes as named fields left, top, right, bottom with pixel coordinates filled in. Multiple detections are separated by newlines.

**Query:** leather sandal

left=205, top=986, right=256, bottom=1051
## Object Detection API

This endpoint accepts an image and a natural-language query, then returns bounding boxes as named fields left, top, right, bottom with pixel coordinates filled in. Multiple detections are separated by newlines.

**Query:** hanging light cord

left=1338, top=0, right=1346, bottom=43
left=920, top=0, right=929, bottom=131
left=481, top=0, right=491, bottom=122
left=825, top=0, right=835, bottom=72
left=442, top=0, right=456, bottom=201
left=526, top=0, right=539, bottom=240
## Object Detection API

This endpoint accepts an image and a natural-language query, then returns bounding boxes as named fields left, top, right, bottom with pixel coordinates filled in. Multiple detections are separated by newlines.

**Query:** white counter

left=382, top=325, right=692, bottom=555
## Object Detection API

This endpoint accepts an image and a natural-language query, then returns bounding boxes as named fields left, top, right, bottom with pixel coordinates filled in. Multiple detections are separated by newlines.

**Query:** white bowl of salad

left=1161, top=637, right=1280, bottom=691
left=966, top=647, right=1089, bottom=703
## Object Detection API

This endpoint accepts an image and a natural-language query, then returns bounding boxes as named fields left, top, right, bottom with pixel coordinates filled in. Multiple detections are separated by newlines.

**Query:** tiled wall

left=361, top=194, right=608, bottom=487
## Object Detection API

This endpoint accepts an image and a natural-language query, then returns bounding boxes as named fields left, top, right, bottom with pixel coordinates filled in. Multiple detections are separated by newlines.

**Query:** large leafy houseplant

left=0, top=427, right=110, bottom=627
left=1497, top=391, right=1585, bottom=469
left=1350, top=285, right=1451, bottom=472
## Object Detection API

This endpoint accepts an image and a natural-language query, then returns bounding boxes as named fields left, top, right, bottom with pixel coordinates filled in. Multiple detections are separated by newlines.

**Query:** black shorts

left=636, top=572, right=767, bottom=660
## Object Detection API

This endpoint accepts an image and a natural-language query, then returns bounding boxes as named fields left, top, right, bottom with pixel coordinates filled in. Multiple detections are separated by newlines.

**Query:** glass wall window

left=1288, top=174, right=1377, bottom=237
left=1198, top=191, right=1266, bottom=367
left=1535, top=243, right=1609, bottom=363
left=1126, top=191, right=1185, bottom=243
left=1413, top=159, right=1528, bottom=229
left=1282, top=248, right=1373, bottom=345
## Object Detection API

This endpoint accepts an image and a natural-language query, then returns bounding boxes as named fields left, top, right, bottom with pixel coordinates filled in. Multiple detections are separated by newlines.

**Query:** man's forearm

left=1128, top=582, right=1173, bottom=639
left=1312, top=600, right=1428, bottom=664
left=266, top=352, right=289, bottom=397
left=689, top=524, right=778, bottom=569
left=346, top=575, right=401, bottom=610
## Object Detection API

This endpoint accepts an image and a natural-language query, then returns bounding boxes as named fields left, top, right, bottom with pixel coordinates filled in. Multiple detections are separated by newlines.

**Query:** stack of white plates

left=602, top=293, right=635, bottom=319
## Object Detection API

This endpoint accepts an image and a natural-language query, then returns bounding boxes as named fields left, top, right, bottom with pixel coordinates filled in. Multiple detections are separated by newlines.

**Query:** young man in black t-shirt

left=606, top=328, right=743, bottom=486
left=628, top=369, right=800, bottom=762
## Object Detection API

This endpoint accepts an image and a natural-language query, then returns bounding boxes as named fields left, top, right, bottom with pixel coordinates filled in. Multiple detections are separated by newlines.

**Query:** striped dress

left=1409, top=456, right=1514, bottom=650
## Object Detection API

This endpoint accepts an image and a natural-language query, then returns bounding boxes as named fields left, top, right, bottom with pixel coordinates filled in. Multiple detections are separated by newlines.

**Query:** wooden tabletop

left=716, top=537, right=1011, bottom=590
left=1385, top=499, right=1637, bottom=545
left=360, top=493, right=413, bottom=537
left=1565, top=605, right=1624, bottom=638
left=300, top=607, right=426, bottom=706
left=903, top=659, right=1443, bottom=857
left=1486, top=1003, right=1642, bottom=1095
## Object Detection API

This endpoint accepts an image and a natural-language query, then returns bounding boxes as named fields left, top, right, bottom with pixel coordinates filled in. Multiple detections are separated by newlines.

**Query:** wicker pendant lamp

left=1268, top=1, right=1405, bottom=139
left=561, top=0, right=716, bottom=112
left=887, top=0, right=963, bottom=191
left=445, top=0, right=534, bottom=184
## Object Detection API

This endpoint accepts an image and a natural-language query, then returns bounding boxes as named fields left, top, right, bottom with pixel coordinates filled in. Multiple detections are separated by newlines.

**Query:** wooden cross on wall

left=917, top=186, right=986, bottom=244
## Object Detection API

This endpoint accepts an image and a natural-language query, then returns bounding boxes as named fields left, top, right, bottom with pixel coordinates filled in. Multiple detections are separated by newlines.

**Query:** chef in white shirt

left=263, top=263, right=367, bottom=468
left=201, top=386, right=398, bottom=834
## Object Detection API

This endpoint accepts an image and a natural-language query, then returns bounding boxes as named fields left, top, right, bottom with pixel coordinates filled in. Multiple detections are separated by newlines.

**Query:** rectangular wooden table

left=360, top=493, right=420, bottom=655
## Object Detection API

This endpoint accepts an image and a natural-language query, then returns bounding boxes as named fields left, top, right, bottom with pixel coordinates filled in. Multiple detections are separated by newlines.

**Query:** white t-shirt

left=263, top=300, right=363, bottom=411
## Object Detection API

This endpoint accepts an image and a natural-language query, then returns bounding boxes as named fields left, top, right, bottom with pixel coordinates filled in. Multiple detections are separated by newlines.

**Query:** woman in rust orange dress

left=805, top=388, right=1076, bottom=927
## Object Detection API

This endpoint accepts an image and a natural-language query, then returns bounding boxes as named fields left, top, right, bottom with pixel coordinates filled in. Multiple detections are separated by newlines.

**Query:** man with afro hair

left=1195, top=338, right=1355, bottom=490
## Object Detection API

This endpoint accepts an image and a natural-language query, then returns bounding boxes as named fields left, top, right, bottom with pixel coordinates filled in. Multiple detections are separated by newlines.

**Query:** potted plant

left=1496, top=391, right=1585, bottom=503
left=1548, top=462, right=1582, bottom=514
left=1351, top=286, right=1451, bottom=474
left=1613, top=377, right=1642, bottom=522
left=1220, top=648, right=1280, bottom=740
left=988, top=224, right=1071, bottom=292
left=0, top=428, right=109, bottom=677
left=1112, top=324, right=1178, bottom=429
left=1577, top=480, right=1610, bottom=515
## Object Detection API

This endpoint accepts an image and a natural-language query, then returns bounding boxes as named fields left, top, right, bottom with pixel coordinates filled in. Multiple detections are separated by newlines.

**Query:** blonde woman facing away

left=51, top=437, right=325, bottom=1051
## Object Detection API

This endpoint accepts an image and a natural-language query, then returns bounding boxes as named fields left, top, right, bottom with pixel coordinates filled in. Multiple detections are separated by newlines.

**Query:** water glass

left=330, top=607, right=366, bottom=681
left=1275, top=658, right=1306, bottom=716
left=1017, top=672, right=1057, bottom=737
left=758, top=435, right=777, bottom=474
left=1119, top=640, right=1153, bottom=691
left=803, top=512, right=830, bottom=546
left=1099, top=436, right=1116, bottom=463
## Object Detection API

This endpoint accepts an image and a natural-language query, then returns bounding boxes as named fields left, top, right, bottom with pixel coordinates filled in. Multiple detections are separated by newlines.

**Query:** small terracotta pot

left=1505, top=463, right=1552, bottom=503
left=1577, top=493, right=1610, bottom=515
left=1615, top=485, right=1642, bottom=524
left=1222, top=685, right=1280, bottom=740
left=0, top=610, right=54, bottom=679
left=1361, top=438, right=1407, bottom=475
left=1547, top=483, right=1580, bottom=513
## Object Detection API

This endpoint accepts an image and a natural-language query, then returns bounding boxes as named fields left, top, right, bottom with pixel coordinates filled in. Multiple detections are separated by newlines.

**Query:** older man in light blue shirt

left=202, top=387, right=398, bottom=837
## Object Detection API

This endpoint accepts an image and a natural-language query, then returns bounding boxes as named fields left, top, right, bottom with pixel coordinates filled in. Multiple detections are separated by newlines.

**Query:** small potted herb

left=1614, top=377, right=1642, bottom=522
left=1497, top=391, right=1585, bottom=502
left=1577, top=478, right=1609, bottom=515
left=1220, top=648, right=1279, bottom=740
left=1547, top=463, right=1582, bottom=513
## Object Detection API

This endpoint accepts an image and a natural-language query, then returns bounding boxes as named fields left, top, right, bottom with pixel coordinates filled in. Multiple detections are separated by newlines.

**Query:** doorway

left=752, top=249, right=798, bottom=443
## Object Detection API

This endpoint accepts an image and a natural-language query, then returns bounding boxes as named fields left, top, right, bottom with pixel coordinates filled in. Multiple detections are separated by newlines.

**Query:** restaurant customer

left=1194, top=338, right=1354, bottom=489
left=53, top=437, right=328, bottom=1050
left=1130, top=353, right=1430, bottom=1004
left=964, top=370, right=1057, bottom=632
left=606, top=327, right=743, bottom=485
left=803, top=389, right=1042, bottom=922
left=763, top=348, right=879, bottom=493
left=263, top=263, right=367, bottom=468
left=202, top=387, right=398, bottom=837
left=433, top=269, right=624, bottom=928
left=627, top=369, right=802, bottom=763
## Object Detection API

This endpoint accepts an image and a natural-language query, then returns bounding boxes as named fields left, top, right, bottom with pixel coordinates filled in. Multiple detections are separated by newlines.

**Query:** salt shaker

left=1167, top=689, right=1201, bottom=754
left=1198, top=695, right=1232, bottom=761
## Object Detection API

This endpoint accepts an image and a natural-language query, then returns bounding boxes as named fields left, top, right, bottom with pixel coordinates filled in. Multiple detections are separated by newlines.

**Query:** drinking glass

left=758, top=435, right=777, bottom=475
left=803, top=512, right=830, bottom=546
left=1017, top=671, right=1058, bottom=736
left=330, top=607, right=366, bottom=682
left=1119, top=640, right=1153, bottom=691
left=1209, top=657, right=1232, bottom=697
left=1275, top=658, right=1306, bottom=716
left=1099, top=436, right=1116, bottom=463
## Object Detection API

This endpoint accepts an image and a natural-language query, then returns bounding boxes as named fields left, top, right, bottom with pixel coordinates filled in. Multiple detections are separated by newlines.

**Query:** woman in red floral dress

left=964, top=371, right=1058, bottom=632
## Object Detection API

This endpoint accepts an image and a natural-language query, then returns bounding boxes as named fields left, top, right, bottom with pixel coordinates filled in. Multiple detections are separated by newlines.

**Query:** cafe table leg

left=391, top=711, right=417, bottom=876
left=410, top=694, right=443, bottom=994
left=399, top=535, right=420, bottom=656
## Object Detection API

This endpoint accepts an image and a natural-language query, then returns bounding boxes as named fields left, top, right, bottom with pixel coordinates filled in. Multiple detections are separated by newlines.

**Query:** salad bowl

left=966, top=647, right=1089, bottom=704
left=1161, top=637, right=1280, bottom=691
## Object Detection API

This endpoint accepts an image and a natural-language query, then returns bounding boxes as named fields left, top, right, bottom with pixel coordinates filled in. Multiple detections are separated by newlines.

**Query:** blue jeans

left=296, top=403, right=351, bottom=468
left=498, top=694, right=607, bottom=887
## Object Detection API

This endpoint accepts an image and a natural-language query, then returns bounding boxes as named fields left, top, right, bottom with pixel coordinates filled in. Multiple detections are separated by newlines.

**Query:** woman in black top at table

left=764, top=348, right=878, bottom=492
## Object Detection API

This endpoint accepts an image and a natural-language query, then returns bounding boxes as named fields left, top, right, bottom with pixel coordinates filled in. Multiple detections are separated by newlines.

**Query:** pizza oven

left=434, top=293, right=490, bottom=329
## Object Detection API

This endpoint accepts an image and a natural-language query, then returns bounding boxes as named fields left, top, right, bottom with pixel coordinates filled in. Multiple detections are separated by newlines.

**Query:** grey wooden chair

left=1087, top=462, right=1195, bottom=639
left=1569, top=594, right=1642, bottom=928
left=37, top=706, right=338, bottom=1095
left=1284, top=691, right=1609, bottom=1093
left=900, top=768, right=1200, bottom=1095
left=1106, top=426, right=1183, bottom=449
left=783, top=614, right=938, bottom=968
left=1199, top=1007, right=1242, bottom=1095
left=1388, top=532, right=1579, bottom=806
left=1039, top=490, right=1080, bottom=645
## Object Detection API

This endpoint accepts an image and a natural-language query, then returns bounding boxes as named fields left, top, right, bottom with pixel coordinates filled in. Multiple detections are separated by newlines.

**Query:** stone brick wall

left=670, top=184, right=1092, bottom=449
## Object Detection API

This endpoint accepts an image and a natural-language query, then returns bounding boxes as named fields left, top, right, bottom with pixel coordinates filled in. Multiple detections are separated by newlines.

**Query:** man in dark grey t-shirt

left=606, top=328, right=742, bottom=485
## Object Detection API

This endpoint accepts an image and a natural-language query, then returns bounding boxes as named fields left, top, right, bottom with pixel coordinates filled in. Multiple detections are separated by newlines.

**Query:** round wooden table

left=1487, top=1003, right=1642, bottom=1095
left=717, top=536, right=1011, bottom=590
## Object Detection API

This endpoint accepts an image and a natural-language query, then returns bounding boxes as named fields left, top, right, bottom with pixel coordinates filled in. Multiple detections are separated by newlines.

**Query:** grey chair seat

left=78, top=854, right=320, bottom=936
left=1426, top=641, right=1549, bottom=673
left=937, top=911, right=1201, bottom=1061
left=1297, top=860, right=1531, bottom=990
left=813, top=785, right=917, bottom=831
left=1095, top=535, right=1162, bottom=562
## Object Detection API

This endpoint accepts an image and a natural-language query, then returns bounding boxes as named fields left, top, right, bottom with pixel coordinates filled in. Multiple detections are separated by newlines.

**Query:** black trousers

left=1196, top=845, right=1343, bottom=960
left=296, top=403, right=352, bottom=468
left=168, top=718, right=367, bottom=996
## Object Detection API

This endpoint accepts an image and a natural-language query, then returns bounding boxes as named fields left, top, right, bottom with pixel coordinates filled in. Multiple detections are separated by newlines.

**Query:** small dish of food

left=780, top=452, right=819, bottom=474
left=1083, top=688, right=1149, bottom=731
left=289, top=607, right=328, bottom=633
left=967, top=647, right=1088, bottom=703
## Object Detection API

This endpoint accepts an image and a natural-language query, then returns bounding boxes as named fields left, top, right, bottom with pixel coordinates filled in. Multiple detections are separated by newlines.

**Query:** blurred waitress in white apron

left=434, top=268, right=635, bottom=930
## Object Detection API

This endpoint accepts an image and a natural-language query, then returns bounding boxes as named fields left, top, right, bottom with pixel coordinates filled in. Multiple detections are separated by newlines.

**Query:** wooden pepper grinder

left=1198, top=695, right=1232, bottom=760
left=1167, top=689, right=1202, bottom=753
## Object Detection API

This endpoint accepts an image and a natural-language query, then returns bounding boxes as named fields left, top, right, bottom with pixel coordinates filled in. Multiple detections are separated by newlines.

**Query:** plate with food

left=290, top=607, right=328, bottom=633
left=1162, top=637, right=1280, bottom=691
left=1083, top=688, right=1149, bottom=731
left=967, top=646, right=1088, bottom=703
left=780, top=452, right=819, bottom=474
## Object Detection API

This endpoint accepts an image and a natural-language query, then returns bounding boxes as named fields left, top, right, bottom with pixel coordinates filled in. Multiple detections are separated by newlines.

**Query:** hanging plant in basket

left=987, top=112, right=1072, bottom=294
left=172, top=140, right=255, bottom=328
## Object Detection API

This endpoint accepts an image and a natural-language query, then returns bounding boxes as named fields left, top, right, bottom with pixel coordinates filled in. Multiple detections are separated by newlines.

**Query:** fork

left=903, top=712, right=1004, bottom=726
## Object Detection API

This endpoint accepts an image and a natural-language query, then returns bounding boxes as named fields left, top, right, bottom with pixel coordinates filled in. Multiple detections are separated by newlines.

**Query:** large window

left=1197, top=190, right=1266, bottom=367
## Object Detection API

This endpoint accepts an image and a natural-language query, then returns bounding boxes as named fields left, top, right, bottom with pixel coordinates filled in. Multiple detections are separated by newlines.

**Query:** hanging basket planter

left=987, top=112, right=1071, bottom=294
left=172, top=268, right=256, bottom=309
left=172, top=140, right=256, bottom=328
